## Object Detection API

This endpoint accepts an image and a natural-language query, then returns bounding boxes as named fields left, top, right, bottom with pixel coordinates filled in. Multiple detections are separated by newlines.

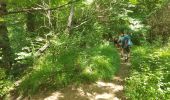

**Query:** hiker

left=121, top=33, right=133, bottom=61
left=118, top=32, right=133, bottom=61
left=118, top=32, right=125, bottom=56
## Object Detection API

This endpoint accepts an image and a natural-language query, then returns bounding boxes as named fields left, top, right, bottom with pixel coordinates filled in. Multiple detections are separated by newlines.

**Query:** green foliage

left=125, top=44, right=170, bottom=100
left=129, top=0, right=138, bottom=5
left=0, top=68, right=12, bottom=98
left=18, top=35, right=120, bottom=95
left=129, top=0, right=168, bottom=19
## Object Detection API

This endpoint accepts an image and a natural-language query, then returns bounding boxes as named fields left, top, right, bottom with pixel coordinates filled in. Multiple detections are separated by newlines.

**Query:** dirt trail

left=9, top=50, right=131, bottom=100
left=11, top=58, right=131, bottom=100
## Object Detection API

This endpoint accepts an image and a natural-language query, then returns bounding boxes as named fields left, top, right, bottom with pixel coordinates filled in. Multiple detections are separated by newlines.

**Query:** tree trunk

left=47, top=0, right=52, bottom=28
left=65, top=2, right=74, bottom=34
left=0, top=1, right=13, bottom=68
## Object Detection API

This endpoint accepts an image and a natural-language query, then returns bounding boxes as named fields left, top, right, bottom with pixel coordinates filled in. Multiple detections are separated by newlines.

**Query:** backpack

left=127, top=39, right=133, bottom=46
left=122, top=35, right=133, bottom=48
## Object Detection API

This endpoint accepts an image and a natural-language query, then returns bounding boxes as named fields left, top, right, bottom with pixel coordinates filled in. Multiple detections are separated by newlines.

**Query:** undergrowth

left=18, top=35, right=120, bottom=95
left=125, top=44, right=170, bottom=100
left=0, top=68, right=12, bottom=98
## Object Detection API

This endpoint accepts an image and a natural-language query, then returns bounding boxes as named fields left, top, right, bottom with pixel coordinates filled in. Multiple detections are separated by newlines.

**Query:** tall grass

left=18, top=36, right=120, bottom=95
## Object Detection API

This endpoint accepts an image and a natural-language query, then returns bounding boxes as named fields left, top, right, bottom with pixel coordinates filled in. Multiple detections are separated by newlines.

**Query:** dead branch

left=73, top=20, right=89, bottom=29
left=35, top=42, right=50, bottom=57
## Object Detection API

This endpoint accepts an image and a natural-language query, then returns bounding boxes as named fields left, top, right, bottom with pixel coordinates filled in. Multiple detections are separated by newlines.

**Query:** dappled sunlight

left=94, top=93, right=114, bottom=100
left=28, top=58, right=130, bottom=100
left=129, top=18, right=144, bottom=31
left=36, top=80, right=124, bottom=100
left=13, top=56, right=129, bottom=100
left=85, top=0, right=94, bottom=5
left=44, top=92, right=64, bottom=100
left=77, top=87, right=86, bottom=96
left=10, top=56, right=129, bottom=100
left=126, top=62, right=131, bottom=66
left=113, top=77, right=123, bottom=82
left=96, top=81, right=123, bottom=92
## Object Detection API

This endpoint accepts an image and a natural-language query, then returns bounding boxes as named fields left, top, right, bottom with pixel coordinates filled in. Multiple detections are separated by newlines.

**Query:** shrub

left=125, top=45, right=170, bottom=100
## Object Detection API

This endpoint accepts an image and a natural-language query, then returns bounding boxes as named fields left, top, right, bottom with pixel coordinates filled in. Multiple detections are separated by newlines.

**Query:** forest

left=0, top=0, right=170, bottom=100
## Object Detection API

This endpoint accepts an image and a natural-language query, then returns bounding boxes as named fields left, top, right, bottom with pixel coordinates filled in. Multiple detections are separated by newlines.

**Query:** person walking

left=118, top=32, right=133, bottom=62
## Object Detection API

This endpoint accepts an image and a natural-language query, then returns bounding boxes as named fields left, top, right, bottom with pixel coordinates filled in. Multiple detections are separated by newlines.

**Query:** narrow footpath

left=24, top=59, right=130, bottom=100
left=10, top=53, right=131, bottom=100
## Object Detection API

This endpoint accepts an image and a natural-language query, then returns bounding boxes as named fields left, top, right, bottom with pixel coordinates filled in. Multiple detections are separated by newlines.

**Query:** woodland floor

left=9, top=53, right=131, bottom=100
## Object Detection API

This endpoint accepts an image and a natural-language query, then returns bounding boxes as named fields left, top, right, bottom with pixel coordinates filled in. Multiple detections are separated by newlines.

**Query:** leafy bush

left=125, top=45, right=170, bottom=100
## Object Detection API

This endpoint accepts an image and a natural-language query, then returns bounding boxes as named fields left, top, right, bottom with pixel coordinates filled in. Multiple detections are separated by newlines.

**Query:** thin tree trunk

left=0, top=1, right=13, bottom=68
left=65, top=2, right=74, bottom=34
left=47, top=0, right=52, bottom=28
left=47, top=10, right=52, bottom=27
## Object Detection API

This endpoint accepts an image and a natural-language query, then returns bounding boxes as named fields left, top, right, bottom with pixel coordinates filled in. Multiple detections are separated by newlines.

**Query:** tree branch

left=73, top=20, right=89, bottom=29
left=7, top=0, right=79, bottom=15
left=34, top=42, right=50, bottom=57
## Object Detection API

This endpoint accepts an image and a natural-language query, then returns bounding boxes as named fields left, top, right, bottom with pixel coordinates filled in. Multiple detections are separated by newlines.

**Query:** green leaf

left=129, top=0, right=138, bottom=4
